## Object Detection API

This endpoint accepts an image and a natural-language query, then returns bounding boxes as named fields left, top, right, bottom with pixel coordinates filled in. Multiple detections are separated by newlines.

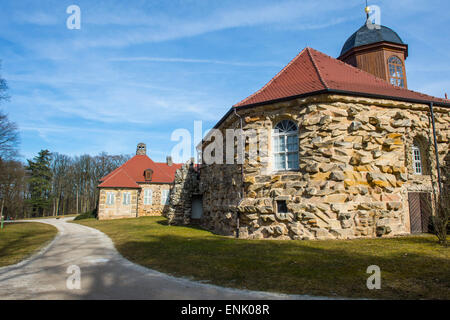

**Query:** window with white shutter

left=144, top=189, right=153, bottom=205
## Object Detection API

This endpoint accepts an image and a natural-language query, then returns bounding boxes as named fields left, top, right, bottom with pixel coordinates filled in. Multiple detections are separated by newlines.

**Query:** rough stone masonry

left=168, top=94, right=450, bottom=240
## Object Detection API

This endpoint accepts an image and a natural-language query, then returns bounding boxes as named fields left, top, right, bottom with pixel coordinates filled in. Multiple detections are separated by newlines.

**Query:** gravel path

left=0, top=218, right=336, bottom=300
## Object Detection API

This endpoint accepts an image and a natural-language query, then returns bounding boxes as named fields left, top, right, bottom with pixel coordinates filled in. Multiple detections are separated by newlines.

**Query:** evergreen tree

left=26, top=150, right=53, bottom=217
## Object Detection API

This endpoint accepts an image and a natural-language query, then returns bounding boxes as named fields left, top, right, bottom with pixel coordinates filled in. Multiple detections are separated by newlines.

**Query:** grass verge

left=0, top=222, right=58, bottom=267
left=15, top=214, right=78, bottom=220
left=74, top=216, right=449, bottom=299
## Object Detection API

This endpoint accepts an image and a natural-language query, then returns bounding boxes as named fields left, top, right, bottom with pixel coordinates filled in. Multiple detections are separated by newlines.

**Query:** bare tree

left=0, top=61, right=9, bottom=103
left=51, top=153, right=72, bottom=216
left=0, top=65, right=18, bottom=160
left=0, top=159, right=26, bottom=219
left=0, top=146, right=131, bottom=218
left=0, top=111, right=19, bottom=160
left=47, top=152, right=131, bottom=216
left=433, top=192, right=449, bottom=246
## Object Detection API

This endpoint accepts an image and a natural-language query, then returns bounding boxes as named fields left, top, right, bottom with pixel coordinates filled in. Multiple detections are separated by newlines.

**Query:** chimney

left=136, top=143, right=146, bottom=155
left=166, top=156, right=173, bottom=166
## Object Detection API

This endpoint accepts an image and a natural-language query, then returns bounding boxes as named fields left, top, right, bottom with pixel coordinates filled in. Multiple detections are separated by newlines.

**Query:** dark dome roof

left=340, top=24, right=404, bottom=56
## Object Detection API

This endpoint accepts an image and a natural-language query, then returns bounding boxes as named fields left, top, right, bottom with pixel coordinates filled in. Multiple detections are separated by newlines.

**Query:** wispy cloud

left=63, top=0, right=362, bottom=48
left=13, top=11, right=60, bottom=26
left=109, top=56, right=280, bottom=67
left=1, top=0, right=448, bottom=162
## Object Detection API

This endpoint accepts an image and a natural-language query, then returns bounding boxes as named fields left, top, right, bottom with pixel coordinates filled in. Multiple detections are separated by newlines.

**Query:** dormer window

left=388, top=56, right=405, bottom=88
left=144, top=168, right=153, bottom=182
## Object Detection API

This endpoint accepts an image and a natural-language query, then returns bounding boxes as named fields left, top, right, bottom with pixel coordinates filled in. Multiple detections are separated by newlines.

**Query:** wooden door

left=408, top=192, right=432, bottom=233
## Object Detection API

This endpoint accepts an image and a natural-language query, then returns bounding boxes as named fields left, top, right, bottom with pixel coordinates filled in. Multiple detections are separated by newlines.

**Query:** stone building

left=168, top=18, right=450, bottom=240
left=97, top=143, right=182, bottom=220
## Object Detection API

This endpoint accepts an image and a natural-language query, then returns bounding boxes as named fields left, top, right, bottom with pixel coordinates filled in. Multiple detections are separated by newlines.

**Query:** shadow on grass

left=113, top=230, right=450, bottom=300
left=0, top=223, right=57, bottom=267
left=156, top=219, right=210, bottom=232
left=75, top=216, right=449, bottom=299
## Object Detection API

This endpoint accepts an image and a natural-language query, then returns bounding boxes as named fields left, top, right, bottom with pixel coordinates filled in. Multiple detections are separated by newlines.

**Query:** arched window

left=388, top=56, right=405, bottom=88
left=412, top=145, right=422, bottom=175
left=412, top=136, right=431, bottom=175
left=273, top=120, right=299, bottom=171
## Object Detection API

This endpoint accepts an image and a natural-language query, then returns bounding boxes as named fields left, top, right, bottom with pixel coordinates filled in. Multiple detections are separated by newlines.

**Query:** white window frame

left=412, top=145, right=422, bottom=175
left=161, top=189, right=170, bottom=205
left=122, top=192, right=131, bottom=205
left=272, top=120, right=299, bottom=171
left=106, top=192, right=115, bottom=205
left=144, top=189, right=153, bottom=205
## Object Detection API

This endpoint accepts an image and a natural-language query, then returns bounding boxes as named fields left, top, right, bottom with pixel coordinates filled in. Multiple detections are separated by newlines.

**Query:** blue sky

left=0, top=0, right=449, bottom=162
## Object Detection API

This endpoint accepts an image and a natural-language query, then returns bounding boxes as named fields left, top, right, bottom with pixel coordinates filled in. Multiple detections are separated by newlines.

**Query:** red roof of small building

left=234, top=47, right=449, bottom=108
left=98, top=168, right=140, bottom=189
left=98, top=155, right=182, bottom=188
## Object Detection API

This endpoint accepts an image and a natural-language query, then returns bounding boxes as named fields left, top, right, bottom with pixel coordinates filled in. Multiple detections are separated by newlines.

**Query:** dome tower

left=338, top=7, right=408, bottom=88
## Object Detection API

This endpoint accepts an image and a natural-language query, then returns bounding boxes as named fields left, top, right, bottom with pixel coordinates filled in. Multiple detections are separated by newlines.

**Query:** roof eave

left=339, top=41, right=409, bottom=61
left=98, top=185, right=141, bottom=189
left=198, top=88, right=449, bottom=148
left=236, top=88, right=450, bottom=110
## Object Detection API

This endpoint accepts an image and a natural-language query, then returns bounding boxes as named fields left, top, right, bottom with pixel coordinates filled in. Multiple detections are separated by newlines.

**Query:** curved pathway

left=0, top=218, right=333, bottom=300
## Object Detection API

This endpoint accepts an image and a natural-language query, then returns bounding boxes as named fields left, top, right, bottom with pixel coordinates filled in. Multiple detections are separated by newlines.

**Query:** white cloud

left=109, top=56, right=280, bottom=67
left=13, top=11, right=59, bottom=26
left=61, top=0, right=362, bottom=48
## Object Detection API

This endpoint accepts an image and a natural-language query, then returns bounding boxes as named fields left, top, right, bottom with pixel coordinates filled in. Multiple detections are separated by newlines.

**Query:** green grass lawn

left=74, top=216, right=449, bottom=299
left=0, top=222, right=58, bottom=267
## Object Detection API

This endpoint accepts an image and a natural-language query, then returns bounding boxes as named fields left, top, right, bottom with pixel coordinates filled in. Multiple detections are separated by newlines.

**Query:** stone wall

left=200, top=164, right=243, bottom=234
left=165, top=161, right=200, bottom=225
left=98, top=188, right=139, bottom=220
left=98, top=183, right=172, bottom=220
left=137, top=183, right=172, bottom=217
left=199, top=94, right=450, bottom=240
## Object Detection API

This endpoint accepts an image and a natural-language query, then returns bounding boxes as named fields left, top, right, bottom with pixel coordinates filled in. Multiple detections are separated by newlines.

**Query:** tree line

left=1, top=145, right=131, bottom=220
left=0, top=61, right=131, bottom=219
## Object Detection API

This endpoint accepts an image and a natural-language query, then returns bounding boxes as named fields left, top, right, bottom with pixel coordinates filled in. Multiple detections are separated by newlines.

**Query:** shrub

left=432, top=191, right=449, bottom=246
left=74, top=208, right=98, bottom=221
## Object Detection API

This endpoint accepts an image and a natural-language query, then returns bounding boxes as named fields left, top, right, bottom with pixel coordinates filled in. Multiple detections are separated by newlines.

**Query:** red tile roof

left=98, top=155, right=182, bottom=188
left=234, top=47, right=449, bottom=108
left=98, top=169, right=140, bottom=189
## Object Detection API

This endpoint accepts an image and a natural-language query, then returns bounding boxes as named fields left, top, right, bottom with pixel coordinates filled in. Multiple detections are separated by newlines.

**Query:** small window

left=277, top=200, right=288, bottom=216
left=161, top=189, right=170, bottom=205
left=273, top=120, right=299, bottom=171
left=144, top=169, right=153, bottom=182
left=122, top=192, right=131, bottom=205
left=106, top=192, right=115, bottom=205
left=144, top=189, right=153, bottom=205
left=388, top=56, right=405, bottom=88
left=412, top=146, right=422, bottom=175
